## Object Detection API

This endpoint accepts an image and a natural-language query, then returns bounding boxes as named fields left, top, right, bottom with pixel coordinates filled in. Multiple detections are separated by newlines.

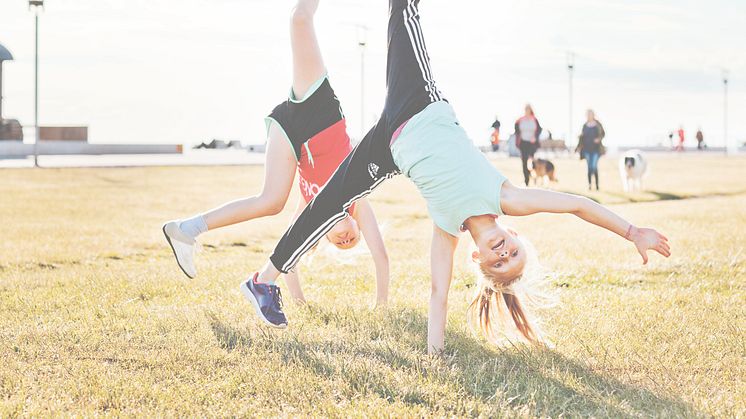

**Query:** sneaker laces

left=269, top=286, right=284, bottom=311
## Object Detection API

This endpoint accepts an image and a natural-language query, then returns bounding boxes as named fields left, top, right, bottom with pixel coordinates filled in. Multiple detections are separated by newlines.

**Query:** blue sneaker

left=240, top=273, right=288, bottom=329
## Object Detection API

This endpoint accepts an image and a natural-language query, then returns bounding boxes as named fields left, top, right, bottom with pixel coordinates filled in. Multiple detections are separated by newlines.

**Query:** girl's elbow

left=572, top=196, right=593, bottom=215
left=374, top=248, right=390, bottom=267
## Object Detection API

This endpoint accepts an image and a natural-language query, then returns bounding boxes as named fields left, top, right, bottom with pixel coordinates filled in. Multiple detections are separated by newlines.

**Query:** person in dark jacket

left=576, top=109, right=605, bottom=190
left=514, top=104, right=542, bottom=186
left=490, top=116, right=501, bottom=152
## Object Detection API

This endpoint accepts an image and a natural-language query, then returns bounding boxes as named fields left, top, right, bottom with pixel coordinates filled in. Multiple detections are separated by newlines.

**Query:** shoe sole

left=240, top=281, right=288, bottom=329
left=162, top=224, right=195, bottom=279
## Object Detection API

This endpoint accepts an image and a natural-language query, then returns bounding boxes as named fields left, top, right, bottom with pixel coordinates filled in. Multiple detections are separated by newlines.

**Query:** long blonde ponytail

left=467, top=285, right=545, bottom=346
left=467, top=269, right=552, bottom=346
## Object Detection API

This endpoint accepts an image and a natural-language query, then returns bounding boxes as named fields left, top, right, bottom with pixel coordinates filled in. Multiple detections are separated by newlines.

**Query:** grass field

left=1, top=153, right=744, bottom=417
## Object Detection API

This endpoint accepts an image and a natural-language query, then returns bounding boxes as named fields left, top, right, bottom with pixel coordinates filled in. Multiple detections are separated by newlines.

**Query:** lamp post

left=30, top=0, right=44, bottom=167
left=722, top=69, right=729, bottom=155
left=357, top=25, right=368, bottom=139
left=566, top=51, right=575, bottom=146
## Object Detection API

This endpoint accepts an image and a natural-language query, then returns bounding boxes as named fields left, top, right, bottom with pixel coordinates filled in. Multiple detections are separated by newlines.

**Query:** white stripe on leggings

left=403, top=1, right=441, bottom=102
left=281, top=171, right=397, bottom=272
left=405, top=2, right=436, bottom=99
left=409, top=5, right=441, bottom=101
left=403, top=3, right=434, bottom=102
left=282, top=211, right=348, bottom=272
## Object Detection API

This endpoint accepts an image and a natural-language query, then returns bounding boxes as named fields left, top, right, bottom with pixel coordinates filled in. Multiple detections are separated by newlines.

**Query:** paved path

left=0, top=150, right=267, bottom=168
left=1, top=148, right=741, bottom=169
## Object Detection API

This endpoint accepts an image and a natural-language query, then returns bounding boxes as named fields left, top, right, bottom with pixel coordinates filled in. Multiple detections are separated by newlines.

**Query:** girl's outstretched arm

left=500, top=182, right=671, bottom=264
left=353, top=199, right=390, bottom=306
left=429, top=224, right=459, bottom=354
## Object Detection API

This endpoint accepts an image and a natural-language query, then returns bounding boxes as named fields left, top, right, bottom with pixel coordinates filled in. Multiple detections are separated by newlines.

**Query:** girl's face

left=472, top=224, right=527, bottom=283
left=326, top=216, right=361, bottom=250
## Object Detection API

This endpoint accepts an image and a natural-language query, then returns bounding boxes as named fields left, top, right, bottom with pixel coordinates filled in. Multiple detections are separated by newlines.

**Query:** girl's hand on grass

left=630, top=227, right=671, bottom=264
left=374, top=300, right=388, bottom=311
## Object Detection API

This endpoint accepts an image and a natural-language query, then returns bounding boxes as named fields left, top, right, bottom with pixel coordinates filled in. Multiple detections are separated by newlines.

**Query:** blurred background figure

left=490, top=116, right=501, bottom=152
left=696, top=128, right=705, bottom=150
left=576, top=109, right=606, bottom=191
left=676, top=125, right=685, bottom=151
left=514, top=104, right=542, bottom=186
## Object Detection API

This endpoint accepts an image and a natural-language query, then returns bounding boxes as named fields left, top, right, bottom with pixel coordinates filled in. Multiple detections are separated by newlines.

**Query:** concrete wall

left=39, top=127, right=88, bottom=141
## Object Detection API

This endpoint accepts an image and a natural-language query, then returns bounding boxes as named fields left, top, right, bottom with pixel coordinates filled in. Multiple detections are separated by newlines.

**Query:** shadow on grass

left=207, top=312, right=253, bottom=352
left=588, top=188, right=746, bottom=205
left=207, top=307, right=701, bottom=417
left=601, top=190, right=685, bottom=203
left=648, top=191, right=685, bottom=201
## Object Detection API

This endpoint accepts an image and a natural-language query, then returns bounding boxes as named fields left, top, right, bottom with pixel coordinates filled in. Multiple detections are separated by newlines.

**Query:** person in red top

left=162, top=0, right=389, bottom=307
left=676, top=126, right=685, bottom=152
left=490, top=116, right=501, bottom=152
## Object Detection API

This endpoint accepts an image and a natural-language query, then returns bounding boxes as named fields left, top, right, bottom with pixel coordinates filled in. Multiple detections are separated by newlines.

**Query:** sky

left=0, top=0, right=744, bottom=149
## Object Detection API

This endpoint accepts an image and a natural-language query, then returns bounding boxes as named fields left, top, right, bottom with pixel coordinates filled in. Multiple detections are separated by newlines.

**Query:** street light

left=357, top=25, right=368, bottom=139
left=29, top=0, right=44, bottom=167
left=722, top=69, right=730, bottom=155
left=566, top=51, right=575, bottom=146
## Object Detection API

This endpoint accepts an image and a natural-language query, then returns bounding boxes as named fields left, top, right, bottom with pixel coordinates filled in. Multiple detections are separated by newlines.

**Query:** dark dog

left=531, top=158, right=558, bottom=186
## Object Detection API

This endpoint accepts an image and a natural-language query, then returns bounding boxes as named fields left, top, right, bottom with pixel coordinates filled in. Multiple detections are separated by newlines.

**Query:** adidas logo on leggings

left=368, top=162, right=379, bottom=179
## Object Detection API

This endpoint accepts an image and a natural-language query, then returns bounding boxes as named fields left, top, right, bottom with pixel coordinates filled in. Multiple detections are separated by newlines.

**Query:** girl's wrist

left=625, top=225, right=637, bottom=241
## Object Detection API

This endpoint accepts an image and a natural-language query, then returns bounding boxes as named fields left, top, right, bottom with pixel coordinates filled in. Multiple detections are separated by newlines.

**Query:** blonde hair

left=467, top=237, right=554, bottom=347
left=302, top=222, right=387, bottom=268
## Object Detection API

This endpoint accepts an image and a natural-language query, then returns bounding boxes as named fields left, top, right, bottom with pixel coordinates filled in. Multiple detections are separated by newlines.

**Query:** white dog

left=619, top=150, right=648, bottom=192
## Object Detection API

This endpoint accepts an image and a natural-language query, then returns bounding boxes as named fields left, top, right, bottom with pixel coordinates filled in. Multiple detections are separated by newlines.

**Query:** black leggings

left=270, top=0, right=443, bottom=273
left=519, top=143, right=538, bottom=186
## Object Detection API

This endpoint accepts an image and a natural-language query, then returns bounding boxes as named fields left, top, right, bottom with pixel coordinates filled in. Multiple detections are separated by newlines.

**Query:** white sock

left=179, top=215, right=208, bottom=240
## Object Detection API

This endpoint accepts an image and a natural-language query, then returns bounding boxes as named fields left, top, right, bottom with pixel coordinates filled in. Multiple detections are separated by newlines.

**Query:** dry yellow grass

left=1, top=153, right=744, bottom=416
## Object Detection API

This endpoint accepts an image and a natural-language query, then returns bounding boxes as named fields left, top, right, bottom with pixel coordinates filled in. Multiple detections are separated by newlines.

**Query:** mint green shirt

left=391, top=101, right=507, bottom=236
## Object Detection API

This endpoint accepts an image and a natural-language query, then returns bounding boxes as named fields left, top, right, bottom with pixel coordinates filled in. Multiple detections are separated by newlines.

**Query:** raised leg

left=383, top=0, right=444, bottom=129
left=201, top=123, right=296, bottom=230
left=282, top=201, right=309, bottom=304
left=290, top=0, right=325, bottom=100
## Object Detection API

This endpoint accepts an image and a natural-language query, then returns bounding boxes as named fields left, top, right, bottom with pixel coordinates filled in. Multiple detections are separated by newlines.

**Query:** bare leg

left=283, top=201, right=308, bottom=303
left=290, top=0, right=325, bottom=99
left=202, top=123, right=296, bottom=230
left=200, top=0, right=326, bottom=231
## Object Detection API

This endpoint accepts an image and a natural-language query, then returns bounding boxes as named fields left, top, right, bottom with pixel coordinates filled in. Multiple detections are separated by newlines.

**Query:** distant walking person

left=676, top=126, right=685, bottom=151
left=514, top=105, right=542, bottom=186
left=696, top=128, right=705, bottom=150
left=490, top=116, right=501, bottom=152
left=576, top=109, right=605, bottom=191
